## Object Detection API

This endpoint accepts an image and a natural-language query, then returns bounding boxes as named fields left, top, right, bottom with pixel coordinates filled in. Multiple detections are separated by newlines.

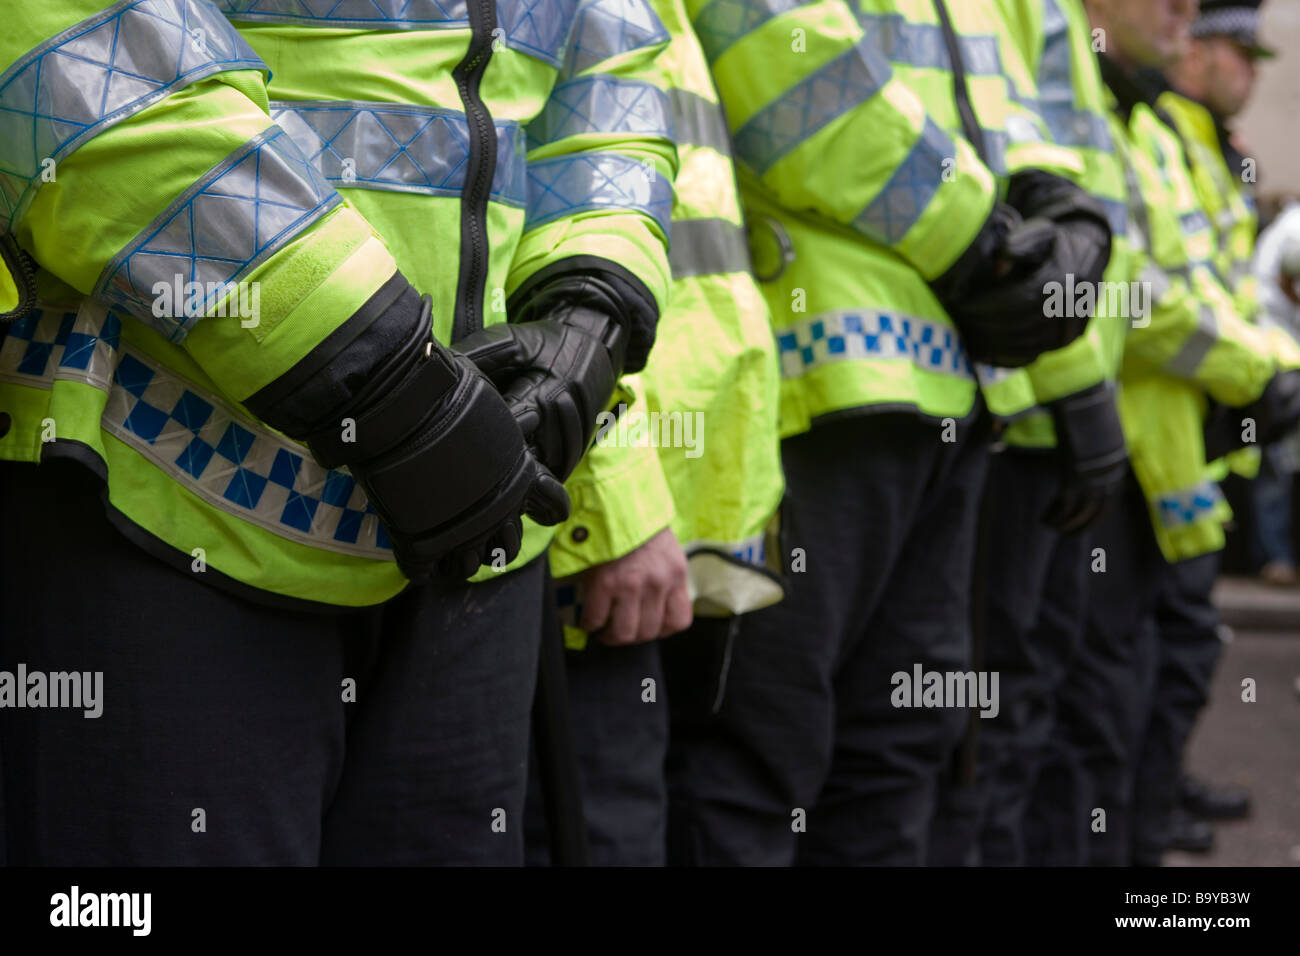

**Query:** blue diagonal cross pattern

left=852, top=117, right=950, bottom=246
left=526, top=152, right=673, bottom=236
left=526, top=76, right=672, bottom=148
left=691, top=0, right=804, bottom=64
left=561, top=0, right=669, bottom=79
left=96, top=127, right=339, bottom=340
left=0, top=0, right=264, bottom=231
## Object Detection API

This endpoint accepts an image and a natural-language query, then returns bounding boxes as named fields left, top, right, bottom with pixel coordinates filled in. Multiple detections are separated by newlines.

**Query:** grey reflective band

left=0, top=304, right=393, bottom=557
left=670, top=218, right=750, bottom=279
left=1138, top=261, right=1172, bottom=303
left=96, top=126, right=340, bottom=342
left=273, top=100, right=527, bottom=207
left=0, top=0, right=265, bottom=232
left=561, top=0, right=670, bottom=78
left=1179, top=209, right=1212, bottom=237
left=1165, top=301, right=1219, bottom=378
left=850, top=116, right=952, bottom=246
left=733, top=39, right=891, bottom=176
left=860, top=12, right=1001, bottom=75
left=526, top=76, right=671, bottom=149
left=776, top=310, right=972, bottom=380
left=1157, top=478, right=1223, bottom=528
left=669, top=88, right=732, bottom=155
left=215, top=0, right=577, bottom=67
left=526, top=151, right=673, bottom=236
left=691, top=0, right=808, bottom=64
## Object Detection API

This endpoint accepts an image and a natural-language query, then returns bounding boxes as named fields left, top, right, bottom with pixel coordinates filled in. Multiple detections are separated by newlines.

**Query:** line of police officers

left=0, top=0, right=1292, bottom=866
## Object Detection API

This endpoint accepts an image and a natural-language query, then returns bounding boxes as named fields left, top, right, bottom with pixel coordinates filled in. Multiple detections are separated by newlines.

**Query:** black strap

left=932, top=0, right=989, bottom=165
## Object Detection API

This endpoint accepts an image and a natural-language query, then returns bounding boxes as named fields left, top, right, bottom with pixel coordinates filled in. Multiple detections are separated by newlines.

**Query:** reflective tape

left=526, top=151, right=673, bottom=235
left=95, top=126, right=340, bottom=341
left=669, top=88, right=732, bottom=155
left=1179, top=209, right=1213, bottom=237
left=669, top=218, right=749, bottom=279
left=860, top=12, right=1001, bottom=75
left=273, top=100, right=528, bottom=206
left=0, top=0, right=265, bottom=231
left=1165, top=301, right=1219, bottom=378
left=733, top=39, right=891, bottom=175
left=215, top=0, right=577, bottom=66
left=526, top=76, right=672, bottom=148
left=560, top=0, right=670, bottom=78
left=0, top=301, right=121, bottom=392
left=691, top=0, right=807, bottom=64
left=1157, top=478, right=1223, bottom=528
left=850, top=117, right=952, bottom=246
left=776, top=310, right=971, bottom=380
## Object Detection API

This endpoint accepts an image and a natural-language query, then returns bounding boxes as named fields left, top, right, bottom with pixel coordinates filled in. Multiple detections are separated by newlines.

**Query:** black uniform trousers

left=927, top=448, right=1092, bottom=866
left=663, top=409, right=990, bottom=866
left=0, top=459, right=545, bottom=865
left=524, top=638, right=668, bottom=866
left=1025, top=470, right=1166, bottom=865
left=1132, top=551, right=1223, bottom=864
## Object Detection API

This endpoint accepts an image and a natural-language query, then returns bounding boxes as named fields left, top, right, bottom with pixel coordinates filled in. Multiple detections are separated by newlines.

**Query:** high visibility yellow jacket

left=0, top=0, right=677, bottom=607
left=549, top=0, right=785, bottom=645
left=1099, top=57, right=1276, bottom=561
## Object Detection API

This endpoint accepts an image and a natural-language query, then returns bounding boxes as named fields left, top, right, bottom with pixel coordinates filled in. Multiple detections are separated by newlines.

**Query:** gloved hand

left=1203, top=368, right=1300, bottom=461
left=931, top=170, right=1112, bottom=368
left=1043, top=381, right=1128, bottom=534
left=246, top=274, right=570, bottom=582
left=453, top=271, right=639, bottom=483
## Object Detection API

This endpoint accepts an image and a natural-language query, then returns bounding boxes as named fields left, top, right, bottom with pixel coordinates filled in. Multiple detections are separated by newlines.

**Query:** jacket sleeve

left=685, top=0, right=998, bottom=281
left=1, top=0, right=400, bottom=404
left=1122, top=112, right=1274, bottom=407
left=506, top=0, right=680, bottom=333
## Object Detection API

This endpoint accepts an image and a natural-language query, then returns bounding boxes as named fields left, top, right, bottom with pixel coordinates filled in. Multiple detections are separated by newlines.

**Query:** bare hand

left=578, top=526, right=693, bottom=646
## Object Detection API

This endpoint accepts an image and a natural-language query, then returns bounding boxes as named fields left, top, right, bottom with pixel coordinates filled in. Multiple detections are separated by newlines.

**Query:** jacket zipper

left=450, top=0, right=499, bottom=342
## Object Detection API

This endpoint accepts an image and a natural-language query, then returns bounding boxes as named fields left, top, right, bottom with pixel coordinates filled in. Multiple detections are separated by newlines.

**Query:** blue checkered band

left=273, top=100, right=528, bottom=206
left=1190, top=8, right=1262, bottom=41
left=95, top=126, right=340, bottom=341
left=560, top=0, right=669, bottom=78
left=215, top=0, right=577, bottom=66
left=0, top=0, right=264, bottom=232
left=0, top=304, right=394, bottom=557
left=1157, top=478, right=1223, bottom=528
left=859, top=12, right=1001, bottom=75
left=775, top=311, right=972, bottom=380
left=526, top=76, right=672, bottom=150
left=690, top=0, right=807, bottom=64
left=850, top=117, right=952, bottom=246
left=526, top=151, right=673, bottom=236
left=733, top=39, right=892, bottom=176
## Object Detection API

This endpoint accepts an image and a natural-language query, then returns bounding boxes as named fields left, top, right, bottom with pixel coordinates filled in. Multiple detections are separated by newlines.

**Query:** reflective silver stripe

left=669, top=218, right=749, bottom=279
left=775, top=310, right=972, bottom=380
left=273, top=100, right=527, bottom=206
left=1180, top=209, right=1212, bottom=236
left=560, top=0, right=670, bottom=78
left=0, top=301, right=121, bottom=391
left=1139, top=261, right=1171, bottom=302
left=215, top=0, right=577, bottom=67
left=691, top=0, right=808, bottom=64
left=95, top=126, right=339, bottom=342
left=527, top=76, right=672, bottom=148
left=0, top=0, right=265, bottom=232
left=733, top=39, right=891, bottom=175
left=1157, top=478, right=1223, bottom=528
left=851, top=117, right=952, bottom=246
left=669, top=88, right=732, bottom=155
left=1165, top=302, right=1219, bottom=378
left=860, top=12, right=1001, bottom=75
left=526, top=151, right=673, bottom=235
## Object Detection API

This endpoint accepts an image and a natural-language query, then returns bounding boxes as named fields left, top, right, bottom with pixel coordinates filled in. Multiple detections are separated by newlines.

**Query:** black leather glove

left=1203, top=368, right=1300, bottom=461
left=245, top=274, right=570, bottom=582
left=1042, top=381, right=1129, bottom=534
left=453, top=270, right=641, bottom=482
left=931, top=171, right=1111, bottom=368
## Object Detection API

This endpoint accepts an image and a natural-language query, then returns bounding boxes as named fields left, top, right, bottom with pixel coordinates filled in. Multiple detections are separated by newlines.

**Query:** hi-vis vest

left=0, top=0, right=676, bottom=608
left=1104, top=82, right=1275, bottom=562
left=550, top=0, right=786, bottom=647
left=688, top=0, right=1052, bottom=436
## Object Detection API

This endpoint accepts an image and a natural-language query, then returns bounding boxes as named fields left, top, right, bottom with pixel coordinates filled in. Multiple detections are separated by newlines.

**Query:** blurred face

left=1095, top=0, right=1197, bottom=69
left=1202, top=36, right=1259, bottom=117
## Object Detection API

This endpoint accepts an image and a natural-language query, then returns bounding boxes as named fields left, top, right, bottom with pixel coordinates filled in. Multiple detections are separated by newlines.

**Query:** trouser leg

left=1031, top=472, right=1165, bottom=866
left=0, top=460, right=349, bottom=865
left=1132, top=551, right=1223, bottom=863
left=525, top=637, right=668, bottom=866
left=802, top=412, right=989, bottom=866
left=320, top=555, right=546, bottom=866
left=664, top=413, right=982, bottom=865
